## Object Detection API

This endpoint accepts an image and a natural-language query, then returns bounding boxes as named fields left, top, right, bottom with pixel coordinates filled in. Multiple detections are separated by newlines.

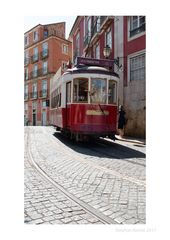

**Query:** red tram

left=50, top=58, right=119, bottom=141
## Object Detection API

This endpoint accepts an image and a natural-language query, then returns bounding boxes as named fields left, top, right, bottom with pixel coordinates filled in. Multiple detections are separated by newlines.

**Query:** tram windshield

left=73, top=78, right=88, bottom=102
left=91, top=78, right=107, bottom=104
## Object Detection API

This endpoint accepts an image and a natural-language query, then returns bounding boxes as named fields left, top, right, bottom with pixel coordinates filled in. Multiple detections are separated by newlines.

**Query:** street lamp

left=103, top=44, right=111, bottom=59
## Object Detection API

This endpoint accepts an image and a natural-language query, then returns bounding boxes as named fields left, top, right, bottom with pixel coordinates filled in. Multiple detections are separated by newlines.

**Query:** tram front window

left=73, top=78, right=88, bottom=102
left=91, top=78, right=107, bottom=104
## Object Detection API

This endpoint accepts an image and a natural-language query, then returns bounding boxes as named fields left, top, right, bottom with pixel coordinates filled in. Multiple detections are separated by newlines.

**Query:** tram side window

left=73, top=78, right=88, bottom=102
left=51, top=88, right=61, bottom=108
left=91, top=78, right=107, bottom=103
left=66, top=82, right=71, bottom=103
left=108, top=80, right=117, bottom=104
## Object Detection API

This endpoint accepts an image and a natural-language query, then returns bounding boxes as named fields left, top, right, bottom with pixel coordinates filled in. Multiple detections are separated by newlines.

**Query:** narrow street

left=24, top=126, right=146, bottom=224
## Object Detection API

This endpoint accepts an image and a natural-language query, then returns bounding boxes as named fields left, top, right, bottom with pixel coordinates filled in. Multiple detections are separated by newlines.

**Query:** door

left=33, top=113, right=36, bottom=126
left=42, top=111, right=46, bottom=126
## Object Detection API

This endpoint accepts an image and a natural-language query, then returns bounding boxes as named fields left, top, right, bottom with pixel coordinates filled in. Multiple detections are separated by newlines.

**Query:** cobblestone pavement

left=24, top=126, right=146, bottom=224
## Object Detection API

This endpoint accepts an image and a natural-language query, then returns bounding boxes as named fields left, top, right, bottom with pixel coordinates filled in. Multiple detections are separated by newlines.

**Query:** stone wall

left=124, top=79, right=146, bottom=138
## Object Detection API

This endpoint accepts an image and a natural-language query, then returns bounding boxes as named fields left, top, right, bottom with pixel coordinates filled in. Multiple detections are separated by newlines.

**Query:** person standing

left=118, top=105, right=126, bottom=138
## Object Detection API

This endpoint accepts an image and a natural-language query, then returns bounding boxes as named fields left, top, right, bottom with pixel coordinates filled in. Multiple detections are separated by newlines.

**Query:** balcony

left=39, top=89, right=48, bottom=98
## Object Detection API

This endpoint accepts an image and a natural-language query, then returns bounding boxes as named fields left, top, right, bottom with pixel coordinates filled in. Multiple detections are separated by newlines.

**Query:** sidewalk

left=115, top=135, right=146, bottom=145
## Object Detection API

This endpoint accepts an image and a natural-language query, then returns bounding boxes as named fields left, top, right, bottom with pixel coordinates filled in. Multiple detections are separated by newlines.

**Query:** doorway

left=42, top=110, right=47, bottom=126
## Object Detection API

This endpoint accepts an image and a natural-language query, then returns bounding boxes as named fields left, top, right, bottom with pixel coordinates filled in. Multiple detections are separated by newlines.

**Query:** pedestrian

left=118, top=105, right=126, bottom=138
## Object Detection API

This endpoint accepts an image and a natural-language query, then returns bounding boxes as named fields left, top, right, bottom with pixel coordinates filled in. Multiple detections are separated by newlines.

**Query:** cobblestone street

left=24, top=126, right=146, bottom=224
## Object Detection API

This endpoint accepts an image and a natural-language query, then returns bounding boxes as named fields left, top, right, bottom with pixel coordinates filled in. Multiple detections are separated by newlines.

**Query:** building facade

left=24, top=22, right=72, bottom=126
left=69, top=16, right=146, bottom=137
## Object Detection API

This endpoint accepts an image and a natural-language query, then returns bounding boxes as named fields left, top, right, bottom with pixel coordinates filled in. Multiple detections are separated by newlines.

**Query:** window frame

left=73, top=78, right=89, bottom=103
left=24, top=35, right=29, bottom=46
left=128, top=16, right=146, bottom=40
left=42, top=61, right=48, bottom=74
left=128, top=50, right=146, bottom=82
left=94, top=42, right=100, bottom=59
left=105, top=27, right=112, bottom=49
left=90, top=78, right=107, bottom=104
left=33, top=30, right=38, bottom=42
left=62, top=44, right=68, bottom=54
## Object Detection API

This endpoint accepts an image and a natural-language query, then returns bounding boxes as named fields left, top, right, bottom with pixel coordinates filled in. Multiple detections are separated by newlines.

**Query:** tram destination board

left=76, top=57, right=115, bottom=68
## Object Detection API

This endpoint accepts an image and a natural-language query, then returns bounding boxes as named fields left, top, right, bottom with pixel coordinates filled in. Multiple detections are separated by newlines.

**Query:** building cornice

left=24, top=35, right=72, bottom=51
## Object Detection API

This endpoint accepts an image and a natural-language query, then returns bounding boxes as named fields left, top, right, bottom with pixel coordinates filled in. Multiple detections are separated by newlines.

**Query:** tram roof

left=63, top=65, right=119, bottom=78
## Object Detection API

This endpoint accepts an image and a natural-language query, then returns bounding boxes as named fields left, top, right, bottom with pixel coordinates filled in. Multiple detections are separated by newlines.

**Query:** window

left=130, top=16, right=145, bottom=37
left=25, top=68, right=28, bottom=80
left=42, top=80, right=47, bottom=97
left=33, top=47, right=38, bottom=61
left=24, top=50, right=29, bottom=65
left=73, top=78, right=88, bottom=102
left=108, top=80, right=117, bottom=104
left=91, top=78, right=107, bottom=103
left=130, top=53, right=145, bottom=81
left=87, top=17, right=91, bottom=38
left=94, top=43, right=100, bottom=59
left=62, top=61, right=67, bottom=71
left=44, top=29, right=48, bottom=38
left=76, top=32, right=80, bottom=56
left=32, top=83, right=37, bottom=98
left=33, top=31, right=38, bottom=42
left=43, top=61, right=48, bottom=74
left=24, top=102, right=28, bottom=111
left=62, top=44, right=68, bottom=54
left=24, top=35, right=29, bottom=46
left=24, top=85, right=28, bottom=100
left=51, top=88, right=61, bottom=108
left=105, top=28, right=112, bottom=49
left=33, top=64, right=38, bottom=77
left=42, top=100, right=46, bottom=108
left=32, top=101, right=37, bottom=109
left=42, top=42, right=48, bottom=57
left=96, top=17, right=100, bottom=32
left=66, top=82, right=71, bottom=103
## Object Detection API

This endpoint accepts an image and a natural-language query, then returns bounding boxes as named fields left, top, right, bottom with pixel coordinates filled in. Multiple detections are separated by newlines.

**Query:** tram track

left=32, top=127, right=146, bottom=187
left=26, top=127, right=119, bottom=224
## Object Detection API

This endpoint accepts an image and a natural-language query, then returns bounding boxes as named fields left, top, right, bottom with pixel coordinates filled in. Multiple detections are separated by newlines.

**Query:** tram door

left=66, top=82, right=71, bottom=128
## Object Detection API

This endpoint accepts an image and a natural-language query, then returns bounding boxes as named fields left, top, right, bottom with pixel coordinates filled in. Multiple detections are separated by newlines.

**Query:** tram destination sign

left=76, top=57, right=115, bottom=68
